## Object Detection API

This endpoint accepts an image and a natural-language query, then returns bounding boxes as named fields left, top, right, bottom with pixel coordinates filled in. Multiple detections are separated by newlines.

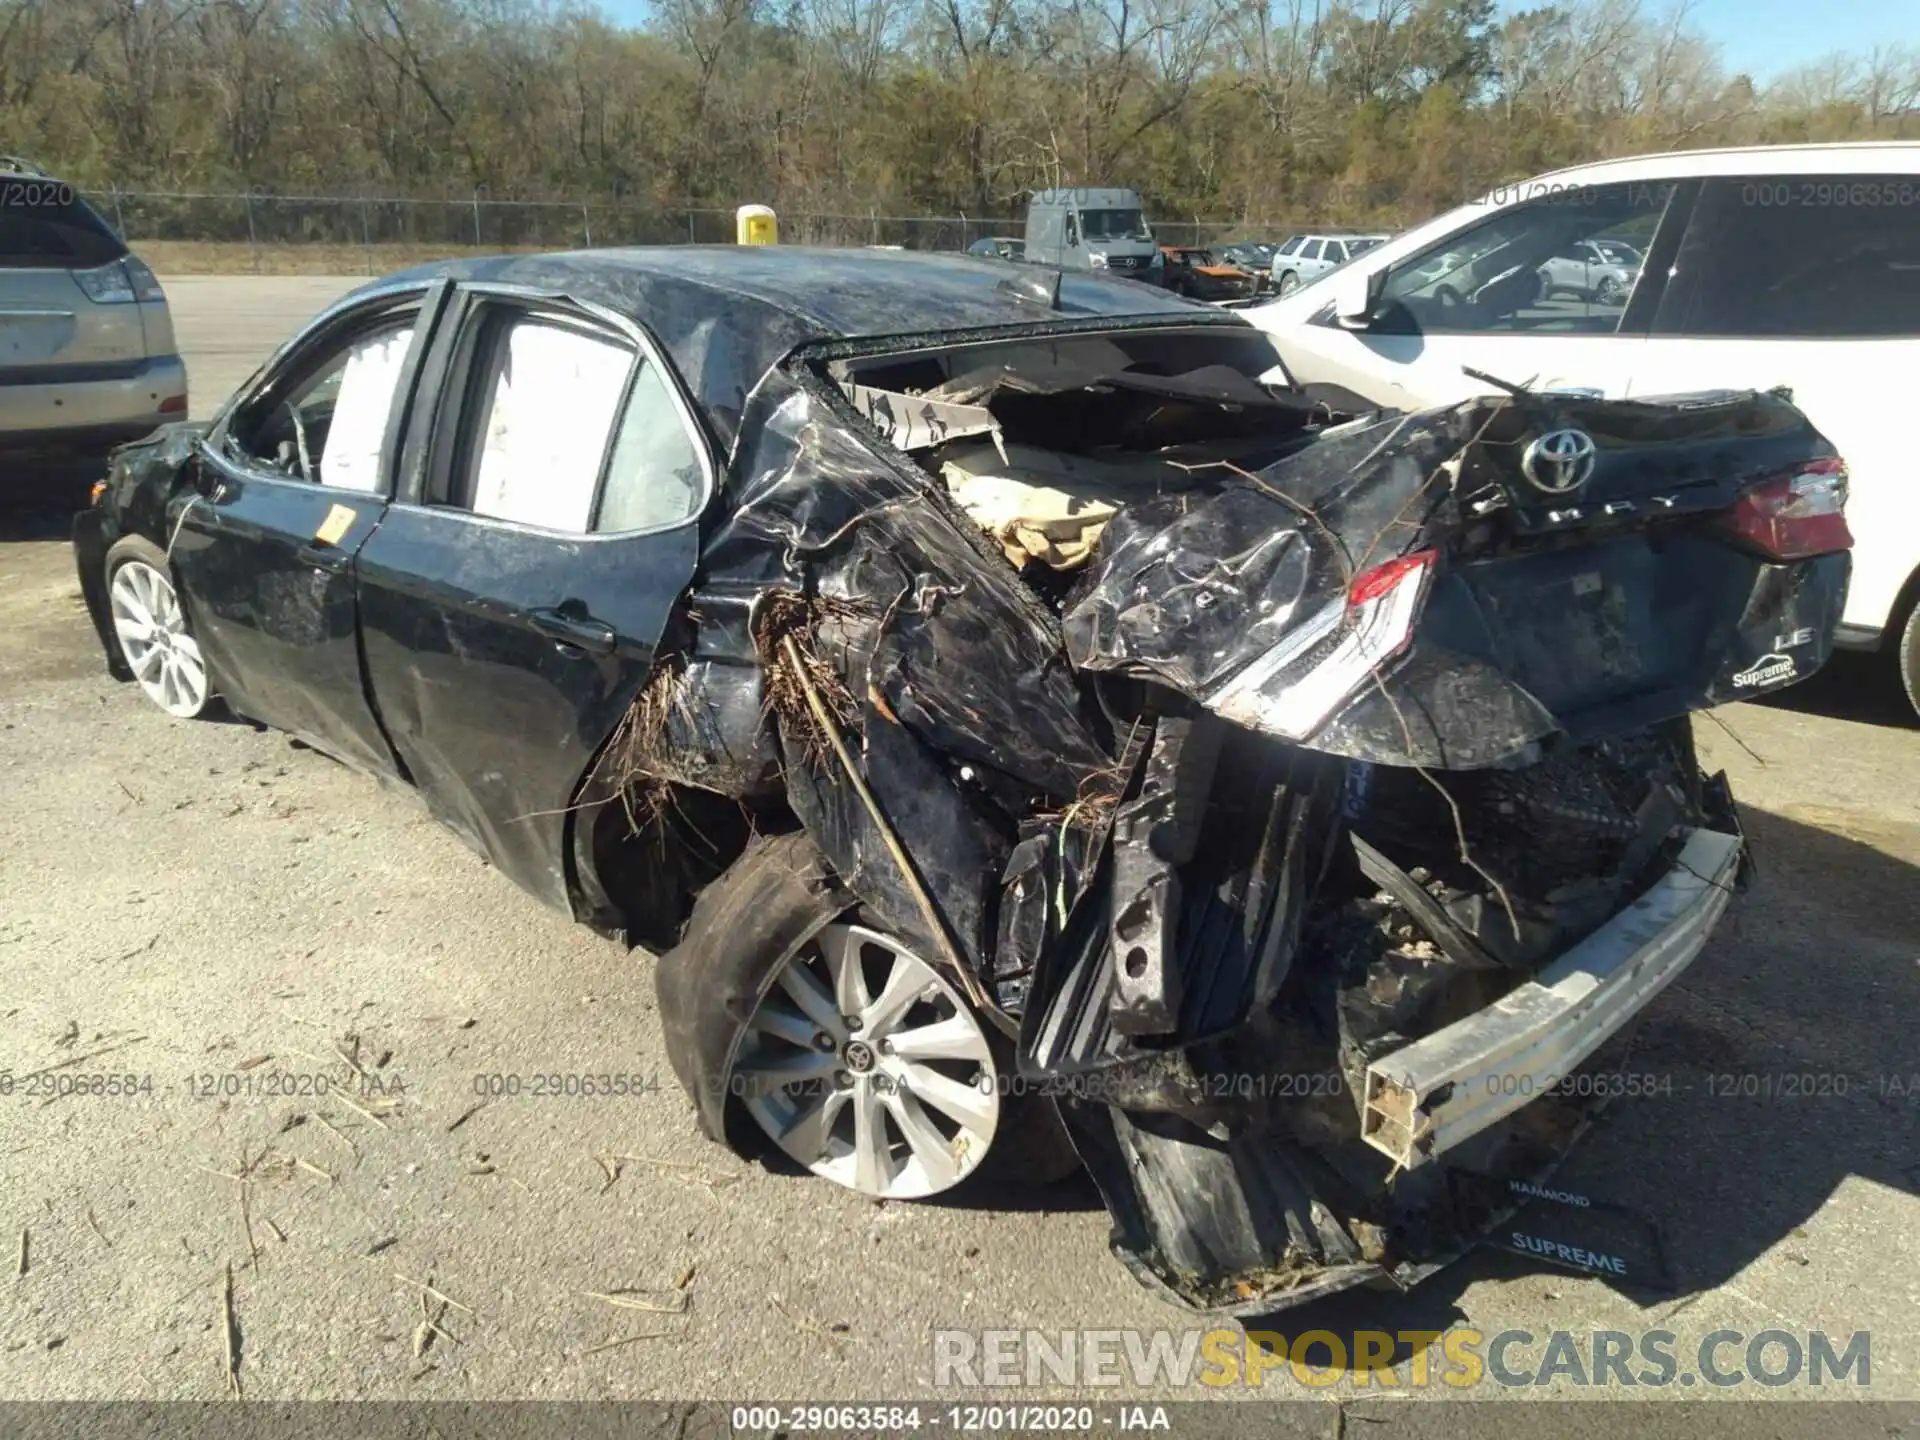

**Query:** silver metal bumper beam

left=1361, top=826, right=1742, bottom=1170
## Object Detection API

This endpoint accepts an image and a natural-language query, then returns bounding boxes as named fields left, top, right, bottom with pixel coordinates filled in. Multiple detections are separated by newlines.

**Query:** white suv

left=1268, top=233, right=1387, bottom=295
left=1244, top=143, right=1920, bottom=716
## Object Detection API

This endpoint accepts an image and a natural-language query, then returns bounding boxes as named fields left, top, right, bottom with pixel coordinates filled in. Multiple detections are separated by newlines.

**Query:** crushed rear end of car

left=638, top=312, right=1848, bottom=1311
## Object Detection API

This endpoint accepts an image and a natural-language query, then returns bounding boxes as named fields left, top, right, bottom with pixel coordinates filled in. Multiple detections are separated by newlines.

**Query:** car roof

left=1493, top=140, right=1920, bottom=189
left=375, top=245, right=1233, bottom=442
left=1255, top=143, right=1920, bottom=316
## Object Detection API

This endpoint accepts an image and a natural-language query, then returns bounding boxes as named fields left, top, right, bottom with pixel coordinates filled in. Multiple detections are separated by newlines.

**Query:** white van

left=1243, top=143, right=1920, bottom=715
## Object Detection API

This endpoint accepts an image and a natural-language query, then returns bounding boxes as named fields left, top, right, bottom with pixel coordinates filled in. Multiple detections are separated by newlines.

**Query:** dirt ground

left=0, top=276, right=1915, bottom=1408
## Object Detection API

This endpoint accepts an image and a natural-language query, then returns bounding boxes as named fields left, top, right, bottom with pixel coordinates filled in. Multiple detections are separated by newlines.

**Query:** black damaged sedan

left=74, top=247, right=1852, bottom=1313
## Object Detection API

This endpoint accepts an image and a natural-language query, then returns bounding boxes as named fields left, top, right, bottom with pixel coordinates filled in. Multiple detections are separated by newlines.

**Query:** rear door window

left=0, top=192, right=127, bottom=269
left=1301, top=240, right=1323, bottom=261
left=596, top=361, right=707, bottom=532
left=1655, top=176, right=1920, bottom=339
left=467, top=320, right=630, bottom=531
left=456, top=310, right=707, bottom=535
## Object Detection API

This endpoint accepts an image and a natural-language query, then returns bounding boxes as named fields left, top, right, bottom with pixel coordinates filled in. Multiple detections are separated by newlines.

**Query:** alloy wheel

left=1277, top=271, right=1298, bottom=295
left=734, top=922, right=1000, bottom=1199
left=110, top=558, right=209, bottom=718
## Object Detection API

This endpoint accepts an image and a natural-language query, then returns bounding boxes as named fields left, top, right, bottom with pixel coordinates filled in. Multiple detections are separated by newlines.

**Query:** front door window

left=228, top=320, right=418, bottom=492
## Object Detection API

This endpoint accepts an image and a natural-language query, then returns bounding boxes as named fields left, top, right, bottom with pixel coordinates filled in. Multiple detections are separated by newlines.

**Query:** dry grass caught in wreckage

left=755, top=591, right=863, bottom=765
left=1037, top=755, right=1131, bottom=837
left=603, top=653, right=691, bottom=838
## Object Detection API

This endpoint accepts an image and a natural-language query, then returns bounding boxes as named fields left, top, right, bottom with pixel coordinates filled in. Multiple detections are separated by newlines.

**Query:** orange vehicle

left=1158, top=245, right=1260, bottom=301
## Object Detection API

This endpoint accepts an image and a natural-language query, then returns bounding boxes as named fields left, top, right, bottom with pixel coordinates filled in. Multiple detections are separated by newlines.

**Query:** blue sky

left=597, top=0, right=1909, bottom=83
left=1661, top=0, right=1910, bottom=80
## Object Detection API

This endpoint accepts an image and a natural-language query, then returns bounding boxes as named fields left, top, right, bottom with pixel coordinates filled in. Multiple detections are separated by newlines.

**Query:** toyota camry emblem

left=1520, top=428, right=1597, bottom=494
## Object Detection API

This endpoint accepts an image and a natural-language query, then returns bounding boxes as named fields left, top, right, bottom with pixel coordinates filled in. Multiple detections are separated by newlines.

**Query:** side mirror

left=1331, top=266, right=1385, bottom=329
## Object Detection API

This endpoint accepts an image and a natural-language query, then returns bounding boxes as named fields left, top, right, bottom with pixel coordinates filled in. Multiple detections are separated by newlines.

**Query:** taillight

left=1721, top=457, right=1852, bottom=560
left=71, top=260, right=136, bottom=304
left=1349, top=549, right=1434, bottom=606
left=70, top=257, right=165, bottom=305
left=1211, top=548, right=1437, bottom=740
left=121, top=255, right=167, bottom=303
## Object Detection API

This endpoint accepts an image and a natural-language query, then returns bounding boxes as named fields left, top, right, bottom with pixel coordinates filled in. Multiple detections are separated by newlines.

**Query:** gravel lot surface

left=0, top=276, right=1914, bottom=1411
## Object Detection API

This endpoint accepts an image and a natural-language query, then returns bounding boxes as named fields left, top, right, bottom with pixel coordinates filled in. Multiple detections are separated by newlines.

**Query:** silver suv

left=0, top=161, right=186, bottom=466
left=1269, top=233, right=1389, bottom=294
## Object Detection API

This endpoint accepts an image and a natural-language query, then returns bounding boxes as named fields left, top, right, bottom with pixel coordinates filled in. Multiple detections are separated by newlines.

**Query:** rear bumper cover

left=1065, top=823, right=1743, bottom=1314
left=0, top=355, right=187, bottom=443
left=1360, top=826, right=1741, bottom=1170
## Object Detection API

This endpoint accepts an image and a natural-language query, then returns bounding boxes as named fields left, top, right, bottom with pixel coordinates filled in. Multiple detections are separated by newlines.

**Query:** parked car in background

left=1536, top=237, right=1643, bottom=306
left=966, top=236, right=1022, bottom=261
left=1243, top=141, right=1920, bottom=716
left=1157, top=245, right=1259, bottom=301
left=1269, top=233, right=1388, bottom=294
left=1219, top=241, right=1277, bottom=286
left=0, top=159, right=186, bottom=479
left=1022, top=187, right=1162, bottom=281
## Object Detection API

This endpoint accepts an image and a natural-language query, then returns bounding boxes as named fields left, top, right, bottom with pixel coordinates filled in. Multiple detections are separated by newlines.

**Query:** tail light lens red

left=1349, top=549, right=1436, bottom=606
left=1721, top=457, right=1852, bottom=560
left=121, top=256, right=167, bottom=304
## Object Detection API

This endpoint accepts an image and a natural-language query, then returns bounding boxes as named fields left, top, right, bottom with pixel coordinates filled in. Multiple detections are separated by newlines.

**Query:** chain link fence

left=80, top=189, right=1244, bottom=271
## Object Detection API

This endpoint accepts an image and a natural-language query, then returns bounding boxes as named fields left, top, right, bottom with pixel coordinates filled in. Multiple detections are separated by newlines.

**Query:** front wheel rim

left=734, top=922, right=1000, bottom=1199
left=110, top=559, right=207, bottom=717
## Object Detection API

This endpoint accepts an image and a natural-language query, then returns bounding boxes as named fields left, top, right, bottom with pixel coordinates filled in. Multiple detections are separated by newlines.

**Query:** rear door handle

left=529, top=607, right=618, bottom=655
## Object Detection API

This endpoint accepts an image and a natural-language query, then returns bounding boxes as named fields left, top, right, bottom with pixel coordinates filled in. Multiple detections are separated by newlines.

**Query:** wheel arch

left=1887, top=560, right=1920, bottom=655
left=564, top=727, right=781, bottom=949
left=653, top=830, right=853, bottom=1147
